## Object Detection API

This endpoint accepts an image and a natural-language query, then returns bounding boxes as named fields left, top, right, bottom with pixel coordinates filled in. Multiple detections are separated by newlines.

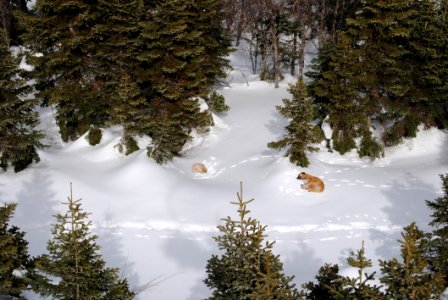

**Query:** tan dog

left=297, top=172, right=325, bottom=192
left=192, top=163, right=207, bottom=174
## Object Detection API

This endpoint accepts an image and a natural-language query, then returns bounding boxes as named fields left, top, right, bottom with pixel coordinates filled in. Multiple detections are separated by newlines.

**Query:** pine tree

left=379, top=223, right=445, bottom=299
left=190, top=0, right=232, bottom=89
left=32, top=184, right=134, bottom=300
left=0, top=0, right=30, bottom=46
left=301, top=264, right=345, bottom=300
left=337, top=241, right=383, bottom=299
left=0, top=202, right=30, bottom=298
left=95, top=0, right=143, bottom=76
left=0, top=29, right=42, bottom=172
left=425, top=174, right=448, bottom=288
left=204, top=91, right=230, bottom=114
left=302, top=243, right=382, bottom=300
left=136, top=0, right=226, bottom=163
left=204, top=183, right=300, bottom=299
left=308, top=0, right=447, bottom=158
left=307, top=32, right=369, bottom=156
left=341, top=0, right=420, bottom=149
left=95, top=0, right=147, bottom=154
left=20, top=0, right=107, bottom=142
left=373, top=0, right=448, bottom=145
left=268, top=79, right=322, bottom=167
left=107, top=72, right=149, bottom=155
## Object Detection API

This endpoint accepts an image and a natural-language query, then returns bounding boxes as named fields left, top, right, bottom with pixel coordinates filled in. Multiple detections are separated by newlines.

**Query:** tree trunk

left=318, top=0, right=327, bottom=48
left=290, top=31, right=297, bottom=76
left=250, top=34, right=259, bottom=74
left=260, top=38, right=268, bottom=81
left=271, top=15, right=280, bottom=88
left=297, top=25, right=306, bottom=79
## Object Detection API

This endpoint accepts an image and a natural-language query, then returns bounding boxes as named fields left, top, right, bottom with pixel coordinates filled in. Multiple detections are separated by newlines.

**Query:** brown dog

left=192, top=163, right=208, bottom=174
left=297, top=172, right=325, bottom=192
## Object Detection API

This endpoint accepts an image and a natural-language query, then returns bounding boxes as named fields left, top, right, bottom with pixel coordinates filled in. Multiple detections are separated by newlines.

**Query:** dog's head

left=297, top=172, right=307, bottom=180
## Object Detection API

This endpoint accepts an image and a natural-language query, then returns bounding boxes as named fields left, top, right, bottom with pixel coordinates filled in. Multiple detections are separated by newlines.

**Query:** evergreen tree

left=204, top=91, right=230, bottom=114
left=95, top=0, right=147, bottom=154
left=106, top=72, right=149, bottom=155
left=32, top=185, right=134, bottom=300
left=302, top=243, right=382, bottom=300
left=301, top=264, right=344, bottom=300
left=379, top=223, right=445, bottom=299
left=137, top=0, right=227, bottom=163
left=425, top=174, right=448, bottom=288
left=95, top=0, right=143, bottom=78
left=308, top=0, right=447, bottom=159
left=268, top=79, right=322, bottom=167
left=339, top=0, right=420, bottom=149
left=374, top=0, right=448, bottom=145
left=190, top=0, right=232, bottom=89
left=204, top=183, right=300, bottom=299
left=0, top=29, right=42, bottom=172
left=0, top=202, right=30, bottom=298
left=86, top=125, right=102, bottom=146
left=20, top=0, right=107, bottom=142
left=0, top=0, right=30, bottom=46
left=307, top=32, right=370, bottom=156
left=388, top=0, right=448, bottom=135
left=336, top=241, right=383, bottom=299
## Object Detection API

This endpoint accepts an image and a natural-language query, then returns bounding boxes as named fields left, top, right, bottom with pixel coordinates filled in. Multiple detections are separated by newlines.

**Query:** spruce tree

left=0, top=202, right=30, bottom=298
left=383, top=0, right=448, bottom=133
left=20, top=0, right=107, bottom=142
left=204, top=183, right=300, bottom=299
left=302, top=243, right=382, bottom=300
left=136, top=0, right=227, bottom=163
left=190, top=0, right=232, bottom=88
left=307, top=32, right=370, bottom=156
left=308, top=0, right=447, bottom=158
left=268, top=79, right=322, bottom=167
left=204, top=91, right=230, bottom=114
left=0, top=29, right=42, bottom=172
left=301, top=264, right=344, bottom=300
left=95, top=0, right=147, bottom=154
left=107, top=72, right=149, bottom=155
left=337, top=241, right=383, bottom=299
left=0, top=0, right=29, bottom=46
left=340, top=0, right=419, bottom=149
left=425, top=174, right=448, bottom=288
left=32, top=185, right=134, bottom=300
left=379, top=223, right=445, bottom=299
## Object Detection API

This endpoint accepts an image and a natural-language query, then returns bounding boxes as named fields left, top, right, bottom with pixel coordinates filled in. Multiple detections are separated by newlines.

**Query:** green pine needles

left=32, top=184, right=134, bottom=300
left=17, top=0, right=231, bottom=166
left=268, top=79, right=322, bottom=167
left=204, top=182, right=300, bottom=299
left=0, top=29, right=42, bottom=172
left=425, top=174, right=448, bottom=289
left=379, top=223, right=445, bottom=299
left=205, top=91, right=230, bottom=114
left=305, top=0, right=448, bottom=162
left=0, top=202, right=31, bottom=298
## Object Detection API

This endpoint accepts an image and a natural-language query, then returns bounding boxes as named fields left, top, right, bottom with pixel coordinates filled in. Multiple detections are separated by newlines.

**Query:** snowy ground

left=2, top=48, right=448, bottom=299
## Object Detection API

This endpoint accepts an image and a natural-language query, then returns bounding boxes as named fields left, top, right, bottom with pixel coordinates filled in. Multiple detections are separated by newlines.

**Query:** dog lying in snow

left=192, top=163, right=208, bottom=174
left=297, top=172, right=325, bottom=192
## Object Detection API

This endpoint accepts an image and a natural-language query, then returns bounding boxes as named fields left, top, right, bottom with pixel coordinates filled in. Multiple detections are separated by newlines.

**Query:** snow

left=2, top=47, right=448, bottom=299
